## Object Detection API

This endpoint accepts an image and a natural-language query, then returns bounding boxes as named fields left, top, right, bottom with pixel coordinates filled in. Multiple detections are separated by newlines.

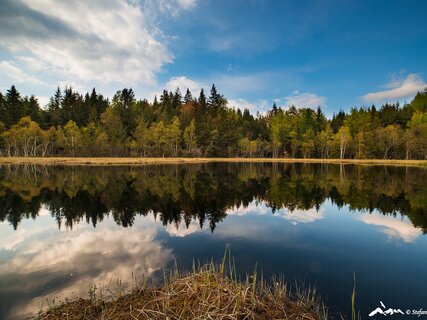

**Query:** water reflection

left=358, top=212, right=423, bottom=243
left=0, top=212, right=173, bottom=319
left=0, top=163, right=426, bottom=232
left=0, top=163, right=426, bottom=319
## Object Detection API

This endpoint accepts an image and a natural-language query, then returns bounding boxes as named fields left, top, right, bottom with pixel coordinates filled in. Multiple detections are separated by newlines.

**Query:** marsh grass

left=35, top=248, right=328, bottom=320
left=1, top=156, right=426, bottom=167
left=350, top=273, right=361, bottom=320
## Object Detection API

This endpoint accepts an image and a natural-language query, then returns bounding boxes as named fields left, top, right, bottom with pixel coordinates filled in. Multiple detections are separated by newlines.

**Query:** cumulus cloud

left=0, top=0, right=200, bottom=92
left=149, top=75, right=205, bottom=100
left=283, top=91, right=326, bottom=109
left=227, top=98, right=270, bottom=113
left=362, top=74, right=427, bottom=103
left=165, top=76, right=204, bottom=94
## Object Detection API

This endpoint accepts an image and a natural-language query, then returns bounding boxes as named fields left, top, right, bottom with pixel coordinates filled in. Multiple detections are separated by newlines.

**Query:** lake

left=0, top=163, right=426, bottom=319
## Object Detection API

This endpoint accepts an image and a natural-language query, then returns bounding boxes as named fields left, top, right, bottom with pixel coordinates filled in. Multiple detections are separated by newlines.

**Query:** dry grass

left=0, top=156, right=426, bottom=167
left=34, top=257, right=328, bottom=320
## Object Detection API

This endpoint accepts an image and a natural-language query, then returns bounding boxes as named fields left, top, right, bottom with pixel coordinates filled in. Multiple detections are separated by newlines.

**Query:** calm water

left=0, top=163, right=426, bottom=319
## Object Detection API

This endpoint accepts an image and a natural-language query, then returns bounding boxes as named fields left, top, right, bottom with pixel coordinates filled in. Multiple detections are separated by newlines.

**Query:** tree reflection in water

left=0, top=163, right=425, bottom=233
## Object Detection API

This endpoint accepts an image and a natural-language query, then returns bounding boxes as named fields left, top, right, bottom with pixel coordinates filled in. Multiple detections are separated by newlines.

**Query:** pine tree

left=198, top=89, right=206, bottom=109
left=208, top=84, right=226, bottom=115
left=27, top=95, right=42, bottom=125
left=271, top=102, right=278, bottom=115
left=195, top=89, right=210, bottom=153
left=172, top=88, right=182, bottom=109
left=184, top=88, right=193, bottom=104
left=5, top=85, right=24, bottom=127
left=48, top=87, right=62, bottom=127
left=111, top=88, right=136, bottom=134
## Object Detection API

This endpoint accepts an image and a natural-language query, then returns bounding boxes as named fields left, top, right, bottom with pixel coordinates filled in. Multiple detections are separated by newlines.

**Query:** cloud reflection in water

left=0, top=209, right=173, bottom=319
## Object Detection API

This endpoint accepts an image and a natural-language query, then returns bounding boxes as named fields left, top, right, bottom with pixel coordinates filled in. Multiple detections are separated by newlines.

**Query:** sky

left=0, top=0, right=426, bottom=116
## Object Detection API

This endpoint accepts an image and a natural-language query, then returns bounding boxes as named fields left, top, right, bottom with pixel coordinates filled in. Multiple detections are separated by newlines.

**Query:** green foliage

left=183, top=119, right=197, bottom=156
left=336, top=126, right=351, bottom=159
left=133, top=116, right=148, bottom=156
left=411, top=90, right=427, bottom=113
left=63, top=120, right=81, bottom=156
left=1, top=116, right=47, bottom=156
left=100, top=107, right=126, bottom=154
left=0, top=85, right=426, bottom=159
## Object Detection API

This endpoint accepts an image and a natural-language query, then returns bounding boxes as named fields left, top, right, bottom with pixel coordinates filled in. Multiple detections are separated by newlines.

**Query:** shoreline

left=0, top=157, right=426, bottom=167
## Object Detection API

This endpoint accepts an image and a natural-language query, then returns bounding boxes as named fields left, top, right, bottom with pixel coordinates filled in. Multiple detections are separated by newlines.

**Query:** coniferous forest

left=0, top=84, right=426, bottom=159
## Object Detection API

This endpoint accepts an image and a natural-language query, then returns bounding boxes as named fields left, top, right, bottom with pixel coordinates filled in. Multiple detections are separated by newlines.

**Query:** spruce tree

left=184, top=88, right=193, bottom=104
left=5, top=85, right=24, bottom=127
left=47, top=87, right=62, bottom=127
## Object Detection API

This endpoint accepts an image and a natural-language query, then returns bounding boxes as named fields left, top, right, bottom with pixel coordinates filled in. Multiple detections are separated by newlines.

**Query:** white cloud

left=149, top=75, right=205, bottom=100
left=362, top=74, right=427, bottom=103
left=151, top=0, right=198, bottom=16
left=283, top=91, right=326, bottom=109
left=165, top=76, right=204, bottom=93
left=35, top=96, right=50, bottom=108
left=0, top=60, right=48, bottom=87
left=358, top=213, right=423, bottom=243
left=227, top=98, right=270, bottom=114
left=177, top=0, right=197, bottom=10
left=0, top=0, right=192, bottom=92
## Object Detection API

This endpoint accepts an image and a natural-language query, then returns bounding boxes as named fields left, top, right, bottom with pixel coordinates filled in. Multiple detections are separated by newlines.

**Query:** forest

left=0, top=84, right=426, bottom=159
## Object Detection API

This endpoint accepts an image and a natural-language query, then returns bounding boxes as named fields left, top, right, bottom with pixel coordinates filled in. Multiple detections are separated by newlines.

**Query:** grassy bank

left=1, top=156, right=426, bottom=167
left=35, top=261, right=328, bottom=320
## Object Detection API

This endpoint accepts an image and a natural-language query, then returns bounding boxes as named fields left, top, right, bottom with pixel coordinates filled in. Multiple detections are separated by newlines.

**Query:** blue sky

left=0, top=0, right=426, bottom=116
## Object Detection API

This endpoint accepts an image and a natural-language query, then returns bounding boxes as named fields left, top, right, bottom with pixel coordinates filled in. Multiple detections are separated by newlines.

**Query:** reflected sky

left=0, top=208, right=173, bottom=319
left=358, top=212, right=423, bottom=243
left=1, top=200, right=426, bottom=319
left=0, top=163, right=426, bottom=319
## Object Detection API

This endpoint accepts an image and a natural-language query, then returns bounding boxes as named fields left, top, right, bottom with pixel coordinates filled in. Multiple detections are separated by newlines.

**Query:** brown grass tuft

left=35, top=262, right=328, bottom=320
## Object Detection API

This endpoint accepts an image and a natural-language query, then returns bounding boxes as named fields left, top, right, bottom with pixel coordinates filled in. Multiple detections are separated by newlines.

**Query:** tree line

left=0, top=84, right=426, bottom=159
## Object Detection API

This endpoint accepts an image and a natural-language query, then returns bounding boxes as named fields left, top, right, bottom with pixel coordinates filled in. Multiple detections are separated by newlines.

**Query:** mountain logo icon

left=369, top=301, right=404, bottom=317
